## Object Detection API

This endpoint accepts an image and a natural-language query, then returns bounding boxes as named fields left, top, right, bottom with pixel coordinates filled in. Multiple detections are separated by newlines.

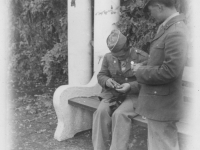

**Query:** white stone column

left=68, top=0, right=92, bottom=85
left=94, top=0, right=120, bottom=71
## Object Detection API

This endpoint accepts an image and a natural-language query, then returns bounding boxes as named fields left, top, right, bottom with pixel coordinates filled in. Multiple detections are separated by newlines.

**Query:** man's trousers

left=148, top=119, right=180, bottom=150
left=92, top=97, right=138, bottom=150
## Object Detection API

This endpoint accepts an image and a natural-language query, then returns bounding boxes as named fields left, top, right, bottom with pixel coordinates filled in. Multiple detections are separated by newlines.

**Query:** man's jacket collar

left=151, top=14, right=186, bottom=42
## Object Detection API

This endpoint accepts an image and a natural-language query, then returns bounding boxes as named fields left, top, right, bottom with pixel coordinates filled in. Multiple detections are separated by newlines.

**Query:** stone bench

left=53, top=57, right=194, bottom=141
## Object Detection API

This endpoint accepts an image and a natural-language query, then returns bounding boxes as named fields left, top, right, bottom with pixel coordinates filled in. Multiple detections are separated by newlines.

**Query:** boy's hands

left=106, top=78, right=120, bottom=89
left=115, top=83, right=131, bottom=93
left=106, top=79, right=131, bottom=93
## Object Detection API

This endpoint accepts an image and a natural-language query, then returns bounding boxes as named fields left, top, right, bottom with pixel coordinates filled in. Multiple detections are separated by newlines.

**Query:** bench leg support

left=53, top=85, right=94, bottom=141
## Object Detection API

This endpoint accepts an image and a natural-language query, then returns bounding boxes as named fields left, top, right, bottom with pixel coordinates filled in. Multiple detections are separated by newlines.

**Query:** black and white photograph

left=1, top=0, right=200, bottom=150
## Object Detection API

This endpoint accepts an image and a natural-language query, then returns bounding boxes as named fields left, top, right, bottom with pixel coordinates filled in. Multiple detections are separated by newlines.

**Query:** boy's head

left=107, top=29, right=130, bottom=61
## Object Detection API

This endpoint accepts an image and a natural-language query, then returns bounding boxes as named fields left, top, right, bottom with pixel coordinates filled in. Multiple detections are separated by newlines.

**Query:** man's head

left=107, top=29, right=130, bottom=61
left=143, top=0, right=177, bottom=23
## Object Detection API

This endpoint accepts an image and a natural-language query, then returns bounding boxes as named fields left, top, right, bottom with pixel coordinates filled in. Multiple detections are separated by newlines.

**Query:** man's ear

left=156, top=3, right=164, bottom=12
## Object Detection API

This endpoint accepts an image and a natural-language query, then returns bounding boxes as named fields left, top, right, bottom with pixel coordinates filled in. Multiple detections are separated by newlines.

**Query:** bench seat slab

left=53, top=84, right=101, bottom=141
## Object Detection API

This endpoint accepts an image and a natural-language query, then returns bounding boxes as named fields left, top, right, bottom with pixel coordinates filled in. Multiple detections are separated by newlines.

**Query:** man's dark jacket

left=135, top=14, right=188, bottom=121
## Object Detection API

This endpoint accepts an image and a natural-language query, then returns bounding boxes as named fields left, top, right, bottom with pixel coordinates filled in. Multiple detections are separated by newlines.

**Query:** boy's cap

left=107, top=29, right=127, bottom=53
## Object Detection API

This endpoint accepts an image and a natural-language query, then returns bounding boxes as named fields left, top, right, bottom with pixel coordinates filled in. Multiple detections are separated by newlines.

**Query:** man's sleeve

left=137, top=50, right=149, bottom=65
left=135, top=31, right=188, bottom=85
left=97, top=55, right=110, bottom=88
left=129, top=81, right=141, bottom=94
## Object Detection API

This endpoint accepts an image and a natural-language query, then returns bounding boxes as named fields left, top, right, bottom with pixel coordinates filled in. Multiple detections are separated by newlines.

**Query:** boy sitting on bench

left=92, top=29, right=148, bottom=150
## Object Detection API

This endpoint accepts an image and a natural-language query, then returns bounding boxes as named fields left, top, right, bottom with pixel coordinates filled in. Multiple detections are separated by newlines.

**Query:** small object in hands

left=107, top=78, right=119, bottom=89
left=112, top=79, right=120, bottom=89
left=114, top=84, right=121, bottom=89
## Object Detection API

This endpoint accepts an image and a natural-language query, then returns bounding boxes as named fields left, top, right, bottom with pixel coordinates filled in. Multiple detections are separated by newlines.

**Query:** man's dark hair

left=148, top=0, right=176, bottom=8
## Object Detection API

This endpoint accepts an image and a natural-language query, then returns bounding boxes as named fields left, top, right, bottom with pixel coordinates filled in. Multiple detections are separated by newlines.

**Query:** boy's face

left=112, top=49, right=130, bottom=61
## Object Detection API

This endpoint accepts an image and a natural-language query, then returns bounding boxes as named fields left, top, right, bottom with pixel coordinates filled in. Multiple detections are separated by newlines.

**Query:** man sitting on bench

left=92, top=29, right=148, bottom=150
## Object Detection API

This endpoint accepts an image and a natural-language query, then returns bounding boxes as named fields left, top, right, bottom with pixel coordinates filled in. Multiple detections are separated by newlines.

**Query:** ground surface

left=11, top=91, right=188, bottom=150
left=11, top=92, right=148, bottom=150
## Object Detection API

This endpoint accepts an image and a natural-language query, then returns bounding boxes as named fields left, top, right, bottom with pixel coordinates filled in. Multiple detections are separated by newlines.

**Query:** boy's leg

left=92, top=99, right=112, bottom=150
left=110, top=96, right=138, bottom=150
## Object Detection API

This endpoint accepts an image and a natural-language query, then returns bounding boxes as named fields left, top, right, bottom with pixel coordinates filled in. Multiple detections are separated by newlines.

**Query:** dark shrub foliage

left=117, top=0, right=191, bottom=65
left=11, top=0, right=68, bottom=90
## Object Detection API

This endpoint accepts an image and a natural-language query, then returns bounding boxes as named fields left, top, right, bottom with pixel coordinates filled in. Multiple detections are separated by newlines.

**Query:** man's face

left=148, top=4, right=163, bottom=23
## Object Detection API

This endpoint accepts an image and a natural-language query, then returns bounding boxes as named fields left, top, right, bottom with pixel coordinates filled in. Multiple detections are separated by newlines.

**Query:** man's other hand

left=131, top=63, right=143, bottom=75
left=132, top=63, right=143, bottom=71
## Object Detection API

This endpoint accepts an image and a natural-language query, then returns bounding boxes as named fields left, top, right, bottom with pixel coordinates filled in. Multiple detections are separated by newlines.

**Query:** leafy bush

left=11, top=0, right=68, bottom=90
left=116, top=0, right=188, bottom=53
left=115, top=0, right=157, bottom=53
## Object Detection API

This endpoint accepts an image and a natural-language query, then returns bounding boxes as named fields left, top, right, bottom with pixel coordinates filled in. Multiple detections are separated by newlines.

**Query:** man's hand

left=131, top=63, right=143, bottom=75
left=106, top=78, right=120, bottom=89
left=115, top=83, right=131, bottom=93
